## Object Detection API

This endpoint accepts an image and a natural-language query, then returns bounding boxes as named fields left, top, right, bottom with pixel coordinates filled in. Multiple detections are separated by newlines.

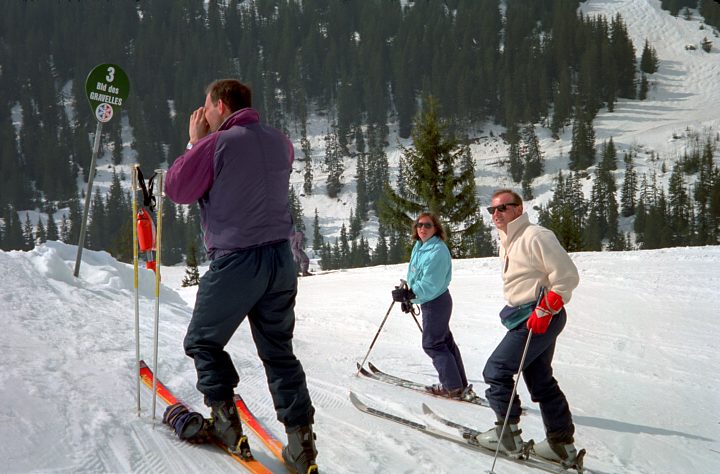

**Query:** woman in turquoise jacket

left=402, top=213, right=476, bottom=400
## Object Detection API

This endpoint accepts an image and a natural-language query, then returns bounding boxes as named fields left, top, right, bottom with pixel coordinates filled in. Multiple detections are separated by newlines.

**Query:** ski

left=234, top=396, right=285, bottom=463
left=235, top=396, right=320, bottom=474
left=358, top=361, right=502, bottom=410
left=349, top=392, right=582, bottom=473
left=138, top=360, right=273, bottom=474
left=421, top=403, right=586, bottom=473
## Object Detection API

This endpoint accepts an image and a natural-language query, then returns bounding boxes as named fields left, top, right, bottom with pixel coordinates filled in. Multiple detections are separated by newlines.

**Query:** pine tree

left=348, top=208, right=361, bottom=240
left=522, top=123, right=544, bottom=180
left=46, top=210, right=59, bottom=242
left=667, top=163, right=692, bottom=244
left=339, top=223, right=350, bottom=267
left=22, top=212, right=34, bottom=250
left=621, top=152, right=638, bottom=217
left=60, top=214, right=70, bottom=242
left=373, top=224, right=389, bottom=265
left=569, top=105, right=597, bottom=171
left=507, top=125, right=523, bottom=183
left=355, top=154, right=369, bottom=221
left=1, top=207, right=24, bottom=251
left=551, top=67, right=572, bottom=139
left=288, top=186, right=305, bottom=232
left=638, top=73, right=649, bottom=100
left=387, top=228, right=408, bottom=264
left=87, top=189, right=107, bottom=250
left=312, top=209, right=323, bottom=252
left=35, top=216, right=46, bottom=244
left=541, top=171, right=585, bottom=252
left=600, top=137, right=617, bottom=171
left=301, top=134, right=313, bottom=196
left=640, top=39, right=659, bottom=74
left=324, top=125, right=344, bottom=198
left=67, top=195, right=82, bottom=244
left=158, top=200, right=182, bottom=266
left=380, top=96, right=482, bottom=254
left=366, top=124, right=389, bottom=211
left=181, top=240, right=201, bottom=287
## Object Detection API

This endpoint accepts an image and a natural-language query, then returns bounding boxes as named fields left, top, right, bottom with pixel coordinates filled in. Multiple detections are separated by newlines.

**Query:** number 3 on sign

left=106, top=66, right=115, bottom=83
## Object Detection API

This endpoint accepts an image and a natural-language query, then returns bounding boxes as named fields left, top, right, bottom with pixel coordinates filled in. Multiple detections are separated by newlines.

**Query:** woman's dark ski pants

left=421, top=290, right=468, bottom=391
left=483, top=310, right=575, bottom=443
left=183, top=240, right=315, bottom=428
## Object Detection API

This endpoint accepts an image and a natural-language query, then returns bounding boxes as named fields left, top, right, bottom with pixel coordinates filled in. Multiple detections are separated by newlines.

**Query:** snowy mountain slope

left=19, top=0, right=719, bottom=253
left=287, top=0, right=720, bottom=240
left=2, top=241, right=719, bottom=473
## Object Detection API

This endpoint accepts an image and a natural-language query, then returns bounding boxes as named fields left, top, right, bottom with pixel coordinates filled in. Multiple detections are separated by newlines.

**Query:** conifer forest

left=1, top=0, right=719, bottom=268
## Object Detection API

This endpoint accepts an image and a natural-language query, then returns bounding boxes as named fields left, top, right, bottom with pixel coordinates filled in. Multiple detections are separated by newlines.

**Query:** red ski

left=138, top=360, right=273, bottom=474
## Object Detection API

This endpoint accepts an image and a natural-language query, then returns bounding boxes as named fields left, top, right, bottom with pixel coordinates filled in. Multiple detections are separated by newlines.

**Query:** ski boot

left=532, top=438, right=582, bottom=469
left=458, top=384, right=479, bottom=402
left=163, top=403, right=209, bottom=443
left=426, top=383, right=463, bottom=398
left=282, top=424, right=318, bottom=474
left=474, top=419, right=525, bottom=458
left=208, top=399, right=252, bottom=459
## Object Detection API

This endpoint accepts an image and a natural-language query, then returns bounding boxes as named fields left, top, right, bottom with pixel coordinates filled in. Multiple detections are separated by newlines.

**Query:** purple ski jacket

left=165, top=108, right=295, bottom=259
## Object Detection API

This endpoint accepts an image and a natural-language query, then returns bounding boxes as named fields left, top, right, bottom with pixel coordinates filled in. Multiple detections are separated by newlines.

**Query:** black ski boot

left=163, top=403, right=209, bottom=443
left=282, top=424, right=318, bottom=473
left=208, top=399, right=252, bottom=459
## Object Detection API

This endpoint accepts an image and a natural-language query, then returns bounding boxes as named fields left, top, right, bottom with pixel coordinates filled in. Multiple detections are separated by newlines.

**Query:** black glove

left=392, top=288, right=415, bottom=303
left=391, top=288, right=415, bottom=303
left=401, top=301, right=412, bottom=313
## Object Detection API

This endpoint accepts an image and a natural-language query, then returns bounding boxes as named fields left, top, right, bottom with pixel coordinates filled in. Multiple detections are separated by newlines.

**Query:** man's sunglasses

left=486, top=203, right=519, bottom=214
left=415, top=222, right=434, bottom=229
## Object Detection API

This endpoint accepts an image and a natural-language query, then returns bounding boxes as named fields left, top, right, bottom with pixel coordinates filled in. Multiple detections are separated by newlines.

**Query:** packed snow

left=1, top=241, right=719, bottom=473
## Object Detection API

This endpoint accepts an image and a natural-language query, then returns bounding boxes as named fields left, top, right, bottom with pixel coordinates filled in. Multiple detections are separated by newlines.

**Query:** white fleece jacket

left=498, top=213, right=579, bottom=307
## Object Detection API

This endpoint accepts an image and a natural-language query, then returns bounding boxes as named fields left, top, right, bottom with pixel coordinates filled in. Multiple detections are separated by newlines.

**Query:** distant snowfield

left=1, top=241, right=719, bottom=473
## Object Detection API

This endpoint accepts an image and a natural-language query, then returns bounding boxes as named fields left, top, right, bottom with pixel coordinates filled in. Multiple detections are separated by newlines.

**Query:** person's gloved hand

left=401, top=301, right=412, bottom=313
left=526, top=290, right=564, bottom=334
left=391, top=288, right=415, bottom=302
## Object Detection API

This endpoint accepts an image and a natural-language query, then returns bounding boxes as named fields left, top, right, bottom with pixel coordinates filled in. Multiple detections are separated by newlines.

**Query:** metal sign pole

left=73, top=121, right=102, bottom=277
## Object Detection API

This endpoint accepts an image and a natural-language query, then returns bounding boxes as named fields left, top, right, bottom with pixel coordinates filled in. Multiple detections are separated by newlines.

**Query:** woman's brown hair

left=412, top=212, right=446, bottom=241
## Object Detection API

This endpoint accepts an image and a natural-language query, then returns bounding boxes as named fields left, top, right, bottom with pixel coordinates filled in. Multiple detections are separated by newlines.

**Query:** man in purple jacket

left=165, top=79, right=317, bottom=473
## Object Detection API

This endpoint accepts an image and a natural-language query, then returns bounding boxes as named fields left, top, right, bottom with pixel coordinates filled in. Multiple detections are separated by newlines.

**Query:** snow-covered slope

left=2, top=241, right=719, bottom=473
left=286, top=0, right=720, bottom=242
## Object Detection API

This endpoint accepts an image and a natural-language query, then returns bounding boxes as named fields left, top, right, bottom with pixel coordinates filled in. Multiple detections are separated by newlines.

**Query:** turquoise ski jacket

left=406, top=236, right=452, bottom=305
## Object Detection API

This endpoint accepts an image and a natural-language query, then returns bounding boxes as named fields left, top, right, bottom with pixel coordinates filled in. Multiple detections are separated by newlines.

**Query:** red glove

left=526, top=290, right=564, bottom=334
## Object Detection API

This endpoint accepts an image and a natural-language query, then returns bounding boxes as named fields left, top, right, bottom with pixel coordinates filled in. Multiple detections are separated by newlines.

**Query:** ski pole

left=399, top=279, right=423, bottom=333
left=132, top=165, right=141, bottom=416
left=357, top=299, right=395, bottom=374
left=489, top=287, right=545, bottom=473
left=151, top=169, right=165, bottom=421
left=489, top=330, right=532, bottom=474
left=410, top=309, right=422, bottom=333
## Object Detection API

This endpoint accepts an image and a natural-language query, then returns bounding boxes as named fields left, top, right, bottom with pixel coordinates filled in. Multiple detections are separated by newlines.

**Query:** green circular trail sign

left=85, top=63, right=129, bottom=123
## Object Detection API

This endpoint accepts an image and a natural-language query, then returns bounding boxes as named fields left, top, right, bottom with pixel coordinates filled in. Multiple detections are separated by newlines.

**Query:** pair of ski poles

left=132, top=165, right=166, bottom=421
left=357, top=279, right=422, bottom=373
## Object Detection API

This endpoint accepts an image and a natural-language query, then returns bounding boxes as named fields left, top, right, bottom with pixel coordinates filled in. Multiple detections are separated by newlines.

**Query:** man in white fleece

left=474, top=189, right=581, bottom=469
